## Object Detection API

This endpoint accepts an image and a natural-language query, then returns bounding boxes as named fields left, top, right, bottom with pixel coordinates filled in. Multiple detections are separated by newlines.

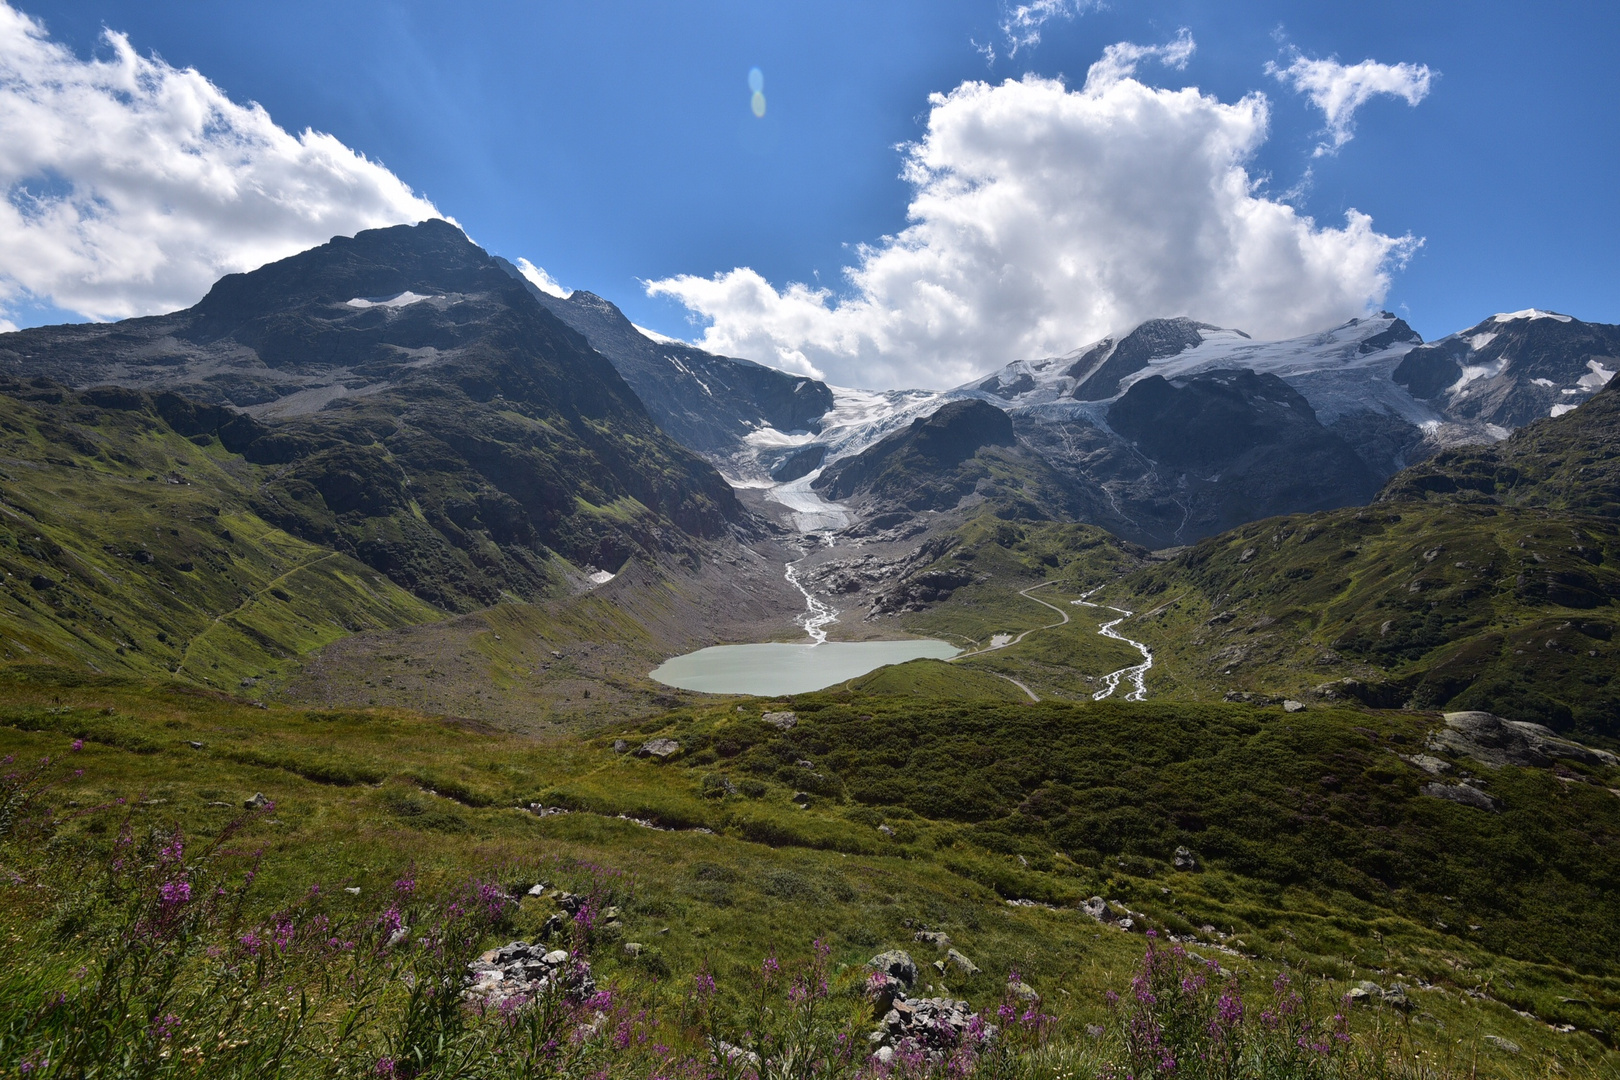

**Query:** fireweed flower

left=70, top=739, right=83, bottom=751
left=158, top=879, right=191, bottom=907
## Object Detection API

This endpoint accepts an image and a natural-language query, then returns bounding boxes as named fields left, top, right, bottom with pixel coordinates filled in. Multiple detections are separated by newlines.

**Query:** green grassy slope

left=0, top=384, right=440, bottom=695
left=868, top=515, right=1148, bottom=699
left=4, top=669, right=1615, bottom=1075
left=1382, top=374, right=1620, bottom=518
left=1084, top=504, right=1620, bottom=742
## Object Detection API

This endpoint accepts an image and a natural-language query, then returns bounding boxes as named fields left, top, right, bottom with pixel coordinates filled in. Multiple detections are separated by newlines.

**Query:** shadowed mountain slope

left=0, top=221, right=746, bottom=610
left=498, top=266, right=835, bottom=463
left=811, top=399, right=1085, bottom=519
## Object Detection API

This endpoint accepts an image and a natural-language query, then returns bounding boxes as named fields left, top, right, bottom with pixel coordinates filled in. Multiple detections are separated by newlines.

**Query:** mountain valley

left=2, top=222, right=1619, bottom=1076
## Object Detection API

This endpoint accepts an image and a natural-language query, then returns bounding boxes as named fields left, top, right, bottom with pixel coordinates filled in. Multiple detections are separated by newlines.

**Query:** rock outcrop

left=1431, top=711, right=1618, bottom=769
left=464, top=942, right=596, bottom=1009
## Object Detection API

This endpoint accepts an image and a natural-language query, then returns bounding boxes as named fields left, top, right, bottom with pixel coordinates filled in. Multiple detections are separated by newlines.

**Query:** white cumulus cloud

left=0, top=2, right=441, bottom=324
left=1268, top=52, right=1433, bottom=155
left=647, top=35, right=1419, bottom=390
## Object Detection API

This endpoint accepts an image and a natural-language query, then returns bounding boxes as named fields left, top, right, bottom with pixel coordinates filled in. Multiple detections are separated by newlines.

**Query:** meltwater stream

left=784, top=548, right=838, bottom=644
left=1073, top=588, right=1154, bottom=701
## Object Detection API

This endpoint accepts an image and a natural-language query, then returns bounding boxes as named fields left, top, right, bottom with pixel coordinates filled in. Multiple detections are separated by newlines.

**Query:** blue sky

left=5, top=0, right=1619, bottom=388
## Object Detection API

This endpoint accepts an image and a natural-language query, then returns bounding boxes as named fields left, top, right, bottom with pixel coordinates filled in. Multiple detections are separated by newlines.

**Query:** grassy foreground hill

left=2, top=668, right=1617, bottom=1078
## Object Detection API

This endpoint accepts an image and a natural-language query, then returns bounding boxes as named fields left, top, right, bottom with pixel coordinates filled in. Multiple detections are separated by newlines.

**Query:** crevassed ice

left=346, top=291, right=432, bottom=309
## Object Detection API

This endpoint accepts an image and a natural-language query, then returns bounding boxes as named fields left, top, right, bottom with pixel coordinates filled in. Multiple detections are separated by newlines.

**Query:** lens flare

left=751, top=91, right=767, bottom=118
left=748, top=67, right=764, bottom=94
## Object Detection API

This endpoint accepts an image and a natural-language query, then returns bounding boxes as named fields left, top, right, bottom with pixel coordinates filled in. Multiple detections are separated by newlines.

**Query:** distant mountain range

left=523, top=284, right=1618, bottom=548
left=2, top=218, right=1616, bottom=565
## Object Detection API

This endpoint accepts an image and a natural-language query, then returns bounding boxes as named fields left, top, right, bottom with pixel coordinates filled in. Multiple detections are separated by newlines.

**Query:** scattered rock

left=944, top=949, right=980, bottom=977
left=1483, top=1035, right=1520, bottom=1054
left=1400, top=754, right=1451, bottom=776
left=384, top=927, right=410, bottom=949
left=1432, top=711, right=1619, bottom=770
left=869, top=996, right=995, bottom=1061
left=1085, top=1024, right=1106, bottom=1038
left=1346, top=981, right=1383, bottom=1003
left=1420, top=781, right=1500, bottom=812
left=877, top=824, right=895, bottom=837
left=1282, top=700, right=1305, bottom=713
left=344, top=886, right=361, bottom=895
left=1009, top=981, right=1040, bottom=1003
left=791, top=791, right=811, bottom=806
left=464, top=941, right=595, bottom=1009
left=612, top=739, right=629, bottom=754
left=187, top=740, right=204, bottom=750
left=914, top=930, right=951, bottom=949
left=538, top=913, right=567, bottom=940
left=637, top=738, right=680, bottom=759
left=527, top=883, right=547, bottom=897
left=623, top=942, right=643, bottom=958
left=244, top=792, right=270, bottom=810
left=1172, top=846, right=1198, bottom=872
left=868, top=950, right=919, bottom=989
left=761, top=711, right=798, bottom=730
left=1384, top=985, right=1414, bottom=1012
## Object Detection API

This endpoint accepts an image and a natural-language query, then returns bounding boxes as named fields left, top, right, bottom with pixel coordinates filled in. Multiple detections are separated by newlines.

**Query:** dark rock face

left=1392, top=338, right=1471, bottom=399
left=771, top=444, right=827, bottom=483
left=1099, top=369, right=1379, bottom=541
left=1393, top=313, right=1620, bottom=429
left=1071, top=318, right=1217, bottom=401
left=0, top=221, right=743, bottom=611
left=813, top=400, right=1036, bottom=513
left=501, top=268, right=835, bottom=456
left=1358, top=317, right=1423, bottom=354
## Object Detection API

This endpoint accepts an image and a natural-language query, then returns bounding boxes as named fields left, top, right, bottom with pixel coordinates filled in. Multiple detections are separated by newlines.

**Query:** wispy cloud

left=0, top=2, right=441, bottom=324
left=1268, top=52, right=1434, bottom=155
left=999, top=0, right=1103, bottom=58
left=513, top=257, right=569, bottom=298
left=648, top=34, right=1418, bottom=390
left=1083, top=27, right=1195, bottom=90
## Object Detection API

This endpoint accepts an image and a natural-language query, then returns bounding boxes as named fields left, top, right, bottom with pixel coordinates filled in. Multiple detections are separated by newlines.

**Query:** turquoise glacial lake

left=649, top=639, right=960, bottom=696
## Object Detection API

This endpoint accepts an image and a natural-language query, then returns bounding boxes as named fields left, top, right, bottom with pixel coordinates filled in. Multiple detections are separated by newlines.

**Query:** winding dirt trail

left=955, top=581, right=1069, bottom=659
left=951, top=579, right=1155, bottom=703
